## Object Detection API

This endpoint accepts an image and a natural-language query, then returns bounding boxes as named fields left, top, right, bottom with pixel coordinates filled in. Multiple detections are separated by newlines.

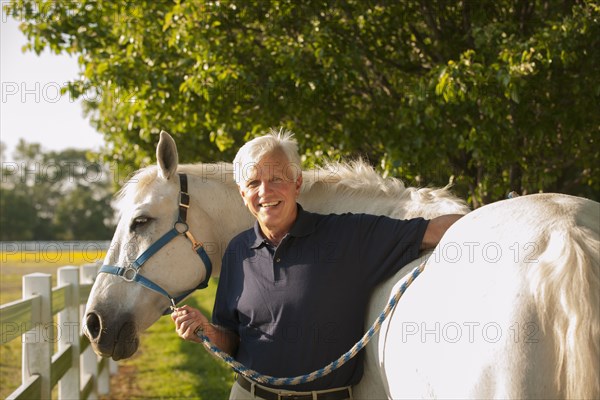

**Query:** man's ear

left=239, top=187, right=248, bottom=206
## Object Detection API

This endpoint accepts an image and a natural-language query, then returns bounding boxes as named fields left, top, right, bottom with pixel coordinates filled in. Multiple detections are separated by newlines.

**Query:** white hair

left=232, top=128, right=302, bottom=186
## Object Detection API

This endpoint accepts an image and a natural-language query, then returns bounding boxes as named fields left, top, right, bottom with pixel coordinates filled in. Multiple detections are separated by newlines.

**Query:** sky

left=1, top=12, right=105, bottom=161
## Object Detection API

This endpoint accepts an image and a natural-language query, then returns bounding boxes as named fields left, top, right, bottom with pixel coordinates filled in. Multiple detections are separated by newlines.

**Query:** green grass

left=1, top=256, right=233, bottom=399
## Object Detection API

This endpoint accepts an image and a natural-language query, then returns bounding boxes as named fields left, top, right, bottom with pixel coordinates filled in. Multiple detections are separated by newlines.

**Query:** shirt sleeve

left=357, top=215, right=429, bottom=287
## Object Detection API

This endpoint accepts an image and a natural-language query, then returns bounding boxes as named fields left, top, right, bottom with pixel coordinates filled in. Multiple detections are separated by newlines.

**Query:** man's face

left=238, top=150, right=302, bottom=235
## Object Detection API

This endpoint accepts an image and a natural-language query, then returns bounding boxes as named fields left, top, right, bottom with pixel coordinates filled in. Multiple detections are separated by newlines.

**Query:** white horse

left=84, top=131, right=599, bottom=399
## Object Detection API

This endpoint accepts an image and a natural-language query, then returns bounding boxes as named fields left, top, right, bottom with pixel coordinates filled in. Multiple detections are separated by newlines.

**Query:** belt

left=236, top=375, right=351, bottom=400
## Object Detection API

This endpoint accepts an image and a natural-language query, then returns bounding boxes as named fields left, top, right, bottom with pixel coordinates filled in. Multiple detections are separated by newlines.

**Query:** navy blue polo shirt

left=212, top=205, right=429, bottom=391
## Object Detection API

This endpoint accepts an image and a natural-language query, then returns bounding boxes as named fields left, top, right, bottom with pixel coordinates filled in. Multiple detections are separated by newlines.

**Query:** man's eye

left=246, top=180, right=259, bottom=188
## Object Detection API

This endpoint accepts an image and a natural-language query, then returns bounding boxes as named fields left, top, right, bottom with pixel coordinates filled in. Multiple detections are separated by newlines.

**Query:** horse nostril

left=86, top=313, right=102, bottom=340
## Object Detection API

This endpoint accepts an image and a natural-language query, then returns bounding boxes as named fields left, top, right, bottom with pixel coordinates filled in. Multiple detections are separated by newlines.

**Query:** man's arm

left=201, top=324, right=240, bottom=356
left=172, top=305, right=240, bottom=356
left=420, top=214, right=464, bottom=250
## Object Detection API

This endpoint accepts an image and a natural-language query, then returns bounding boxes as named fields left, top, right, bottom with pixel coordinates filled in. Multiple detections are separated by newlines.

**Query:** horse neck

left=184, top=164, right=254, bottom=276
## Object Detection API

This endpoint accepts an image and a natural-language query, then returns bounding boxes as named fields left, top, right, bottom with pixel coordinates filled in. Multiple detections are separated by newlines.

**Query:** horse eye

left=130, top=216, right=152, bottom=232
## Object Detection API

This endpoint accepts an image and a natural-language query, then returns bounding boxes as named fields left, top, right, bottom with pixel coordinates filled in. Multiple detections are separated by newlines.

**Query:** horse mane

left=302, top=160, right=407, bottom=196
left=303, top=160, right=470, bottom=217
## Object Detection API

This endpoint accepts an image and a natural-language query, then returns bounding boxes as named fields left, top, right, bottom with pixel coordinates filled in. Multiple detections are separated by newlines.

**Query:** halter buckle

left=122, top=266, right=138, bottom=282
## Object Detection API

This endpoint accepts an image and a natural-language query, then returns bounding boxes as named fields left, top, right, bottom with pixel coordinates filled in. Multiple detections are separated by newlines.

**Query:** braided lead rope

left=197, top=261, right=426, bottom=386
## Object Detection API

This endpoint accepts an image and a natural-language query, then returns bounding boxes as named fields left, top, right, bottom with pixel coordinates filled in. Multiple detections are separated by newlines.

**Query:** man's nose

left=258, top=180, right=271, bottom=196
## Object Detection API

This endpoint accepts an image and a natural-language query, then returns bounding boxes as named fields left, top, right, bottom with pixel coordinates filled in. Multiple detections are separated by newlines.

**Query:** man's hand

left=171, top=304, right=209, bottom=343
left=171, top=304, right=240, bottom=356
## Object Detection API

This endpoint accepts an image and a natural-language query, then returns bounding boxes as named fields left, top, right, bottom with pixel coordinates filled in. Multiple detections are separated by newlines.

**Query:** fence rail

left=0, top=264, right=116, bottom=399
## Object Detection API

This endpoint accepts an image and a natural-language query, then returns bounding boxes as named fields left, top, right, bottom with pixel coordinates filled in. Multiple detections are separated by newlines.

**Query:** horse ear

left=156, top=131, right=179, bottom=180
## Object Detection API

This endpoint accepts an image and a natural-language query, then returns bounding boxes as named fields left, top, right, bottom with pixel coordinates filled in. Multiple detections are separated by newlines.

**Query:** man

left=173, top=130, right=462, bottom=399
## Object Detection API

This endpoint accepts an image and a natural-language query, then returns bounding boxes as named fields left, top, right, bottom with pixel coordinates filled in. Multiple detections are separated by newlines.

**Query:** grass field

left=0, top=250, right=234, bottom=399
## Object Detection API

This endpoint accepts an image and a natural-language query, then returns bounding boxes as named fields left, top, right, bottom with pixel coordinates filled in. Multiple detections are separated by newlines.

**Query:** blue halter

left=99, top=173, right=212, bottom=315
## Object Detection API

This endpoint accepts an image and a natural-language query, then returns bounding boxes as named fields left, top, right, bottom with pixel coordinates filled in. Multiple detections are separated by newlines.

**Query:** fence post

left=58, top=266, right=81, bottom=399
left=22, top=273, right=52, bottom=399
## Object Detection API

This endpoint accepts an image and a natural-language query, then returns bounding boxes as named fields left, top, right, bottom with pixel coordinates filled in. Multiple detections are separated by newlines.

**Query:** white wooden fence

left=0, top=264, right=117, bottom=399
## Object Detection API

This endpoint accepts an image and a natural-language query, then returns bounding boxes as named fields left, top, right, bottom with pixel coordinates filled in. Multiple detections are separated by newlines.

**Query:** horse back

left=378, top=194, right=599, bottom=399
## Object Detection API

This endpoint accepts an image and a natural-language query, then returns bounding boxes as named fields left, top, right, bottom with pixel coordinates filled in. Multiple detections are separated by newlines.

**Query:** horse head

left=83, top=131, right=212, bottom=360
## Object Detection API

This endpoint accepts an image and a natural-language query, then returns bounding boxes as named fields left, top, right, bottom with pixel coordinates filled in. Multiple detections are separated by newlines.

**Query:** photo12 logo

left=1, top=241, right=109, bottom=264
left=400, top=321, right=540, bottom=344
left=1, top=81, right=137, bottom=105
left=1, top=321, right=80, bottom=344
left=1, top=160, right=130, bottom=186
left=432, top=241, right=540, bottom=264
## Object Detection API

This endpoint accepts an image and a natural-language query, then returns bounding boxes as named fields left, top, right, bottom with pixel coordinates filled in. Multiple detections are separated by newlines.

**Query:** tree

left=0, top=140, right=116, bottom=240
left=6, top=0, right=599, bottom=206
left=53, top=186, right=114, bottom=240
left=0, top=186, right=38, bottom=240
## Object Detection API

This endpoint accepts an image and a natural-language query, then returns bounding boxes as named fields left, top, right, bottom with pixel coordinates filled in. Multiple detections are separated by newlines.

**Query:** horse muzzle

left=84, top=310, right=139, bottom=361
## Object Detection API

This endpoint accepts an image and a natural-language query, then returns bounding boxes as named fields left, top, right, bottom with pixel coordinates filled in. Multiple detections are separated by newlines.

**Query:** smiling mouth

left=260, top=201, right=281, bottom=208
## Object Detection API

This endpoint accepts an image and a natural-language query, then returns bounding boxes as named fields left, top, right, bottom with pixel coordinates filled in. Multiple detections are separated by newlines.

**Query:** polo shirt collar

left=249, top=204, right=316, bottom=249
